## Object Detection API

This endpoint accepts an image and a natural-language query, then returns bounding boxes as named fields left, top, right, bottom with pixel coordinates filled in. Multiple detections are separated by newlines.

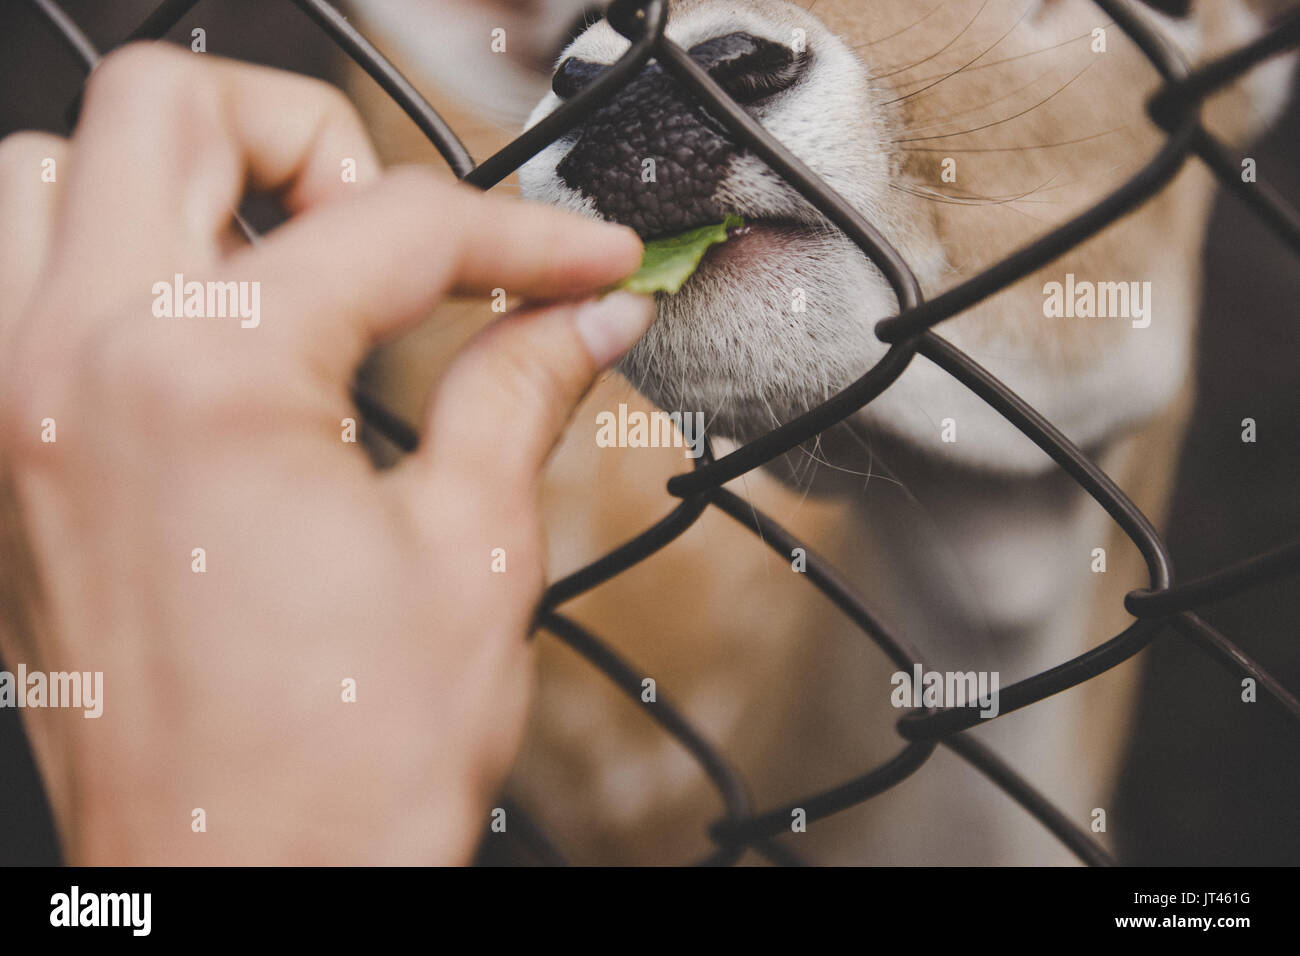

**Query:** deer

left=351, top=0, right=1296, bottom=864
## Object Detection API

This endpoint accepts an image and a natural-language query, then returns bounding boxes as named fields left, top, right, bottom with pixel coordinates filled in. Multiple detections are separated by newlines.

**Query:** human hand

left=0, top=43, right=649, bottom=864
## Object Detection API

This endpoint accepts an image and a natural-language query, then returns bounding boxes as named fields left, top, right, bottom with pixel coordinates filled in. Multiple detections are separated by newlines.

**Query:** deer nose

left=551, top=32, right=805, bottom=239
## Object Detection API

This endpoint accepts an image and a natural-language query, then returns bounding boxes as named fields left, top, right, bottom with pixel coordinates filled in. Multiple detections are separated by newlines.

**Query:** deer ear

left=1138, top=0, right=1193, bottom=16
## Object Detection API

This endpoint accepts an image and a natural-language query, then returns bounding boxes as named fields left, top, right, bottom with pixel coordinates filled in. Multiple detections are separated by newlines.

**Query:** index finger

left=239, top=168, right=643, bottom=385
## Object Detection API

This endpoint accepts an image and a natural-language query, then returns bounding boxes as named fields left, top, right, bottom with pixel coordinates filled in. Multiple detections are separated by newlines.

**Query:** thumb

left=409, top=291, right=655, bottom=499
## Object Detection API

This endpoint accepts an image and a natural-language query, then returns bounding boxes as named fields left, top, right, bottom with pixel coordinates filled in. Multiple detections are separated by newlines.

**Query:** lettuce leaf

left=618, top=215, right=745, bottom=295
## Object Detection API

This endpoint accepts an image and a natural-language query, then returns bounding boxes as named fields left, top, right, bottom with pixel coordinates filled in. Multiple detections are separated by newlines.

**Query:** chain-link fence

left=16, top=0, right=1300, bottom=866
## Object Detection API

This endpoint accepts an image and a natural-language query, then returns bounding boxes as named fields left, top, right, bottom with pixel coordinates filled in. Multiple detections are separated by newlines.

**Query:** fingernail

left=574, top=291, right=655, bottom=367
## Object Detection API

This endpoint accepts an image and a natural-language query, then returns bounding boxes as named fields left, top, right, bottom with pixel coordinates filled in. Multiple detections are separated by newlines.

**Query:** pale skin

left=0, top=44, right=652, bottom=864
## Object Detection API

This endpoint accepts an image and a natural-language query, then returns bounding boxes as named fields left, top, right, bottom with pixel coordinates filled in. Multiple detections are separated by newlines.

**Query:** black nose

left=552, top=32, right=806, bottom=239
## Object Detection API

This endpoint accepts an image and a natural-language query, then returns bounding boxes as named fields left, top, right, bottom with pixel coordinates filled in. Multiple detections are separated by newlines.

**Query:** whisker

left=892, top=24, right=1109, bottom=89
left=794, top=443, right=879, bottom=481
left=854, top=0, right=950, bottom=50
left=793, top=434, right=822, bottom=508
left=889, top=164, right=1065, bottom=207
left=737, top=470, right=770, bottom=558
left=884, top=2, right=1033, bottom=105
left=873, top=0, right=991, bottom=80
left=822, top=422, right=907, bottom=490
left=704, top=405, right=727, bottom=435
left=897, top=60, right=1067, bottom=134
left=892, top=59, right=1096, bottom=143
left=899, top=127, right=1126, bottom=152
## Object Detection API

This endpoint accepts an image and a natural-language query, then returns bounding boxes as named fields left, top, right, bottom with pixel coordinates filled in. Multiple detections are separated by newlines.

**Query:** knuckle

left=494, top=335, right=572, bottom=412
left=267, top=68, right=364, bottom=137
left=83, top=42, right=200, bottom=119
left=300, top=74, right=364, bottom=128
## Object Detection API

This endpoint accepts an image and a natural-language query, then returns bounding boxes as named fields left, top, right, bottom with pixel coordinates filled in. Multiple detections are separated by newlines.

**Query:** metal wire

left=17, top=0, right=1300, bottom=866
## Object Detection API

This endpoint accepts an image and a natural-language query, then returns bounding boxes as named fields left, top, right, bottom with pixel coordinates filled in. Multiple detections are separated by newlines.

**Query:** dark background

left=1, top=0, right=1296, bottom=865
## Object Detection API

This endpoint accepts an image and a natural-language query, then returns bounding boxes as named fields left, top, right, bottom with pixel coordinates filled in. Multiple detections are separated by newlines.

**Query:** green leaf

left=617, top=215, right=745, bottom=295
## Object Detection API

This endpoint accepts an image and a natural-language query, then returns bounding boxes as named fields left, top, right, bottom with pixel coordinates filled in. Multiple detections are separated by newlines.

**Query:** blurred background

left=0, top=0, right=1296, bottom=865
